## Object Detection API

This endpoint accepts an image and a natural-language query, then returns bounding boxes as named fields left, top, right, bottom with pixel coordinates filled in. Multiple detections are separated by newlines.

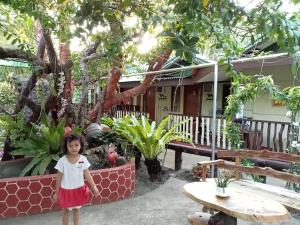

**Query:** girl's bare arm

left=53, top=171, right=63, bottom=202
left=84, top=170, right=100, bottom=196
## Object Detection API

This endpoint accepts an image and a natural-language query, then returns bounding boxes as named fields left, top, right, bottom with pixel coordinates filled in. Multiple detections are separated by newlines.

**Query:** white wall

left=200, top=65, right=293, bottom=120
left=155, top=86, right=172, bottom=122
left=237, top=65, right=293, bottom=150
left=201, top=83, right=224, bottom=116
left=242, top=65, right=291, bottom=122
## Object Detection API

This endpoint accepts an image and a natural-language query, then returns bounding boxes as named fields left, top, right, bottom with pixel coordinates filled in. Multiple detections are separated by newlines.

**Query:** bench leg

left=208, top=212, right=237, bottom=225
left=175, top=151, right=182, bottom=171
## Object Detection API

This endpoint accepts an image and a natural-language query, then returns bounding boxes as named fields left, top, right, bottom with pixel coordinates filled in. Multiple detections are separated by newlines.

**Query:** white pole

left=121, top=62, right=216, bottom=77
left=211, top=62, right=218, bottom=177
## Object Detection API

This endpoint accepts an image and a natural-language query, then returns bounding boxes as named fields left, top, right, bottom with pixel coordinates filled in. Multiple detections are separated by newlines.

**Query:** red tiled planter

left=0, top=161, right=135, bottom=218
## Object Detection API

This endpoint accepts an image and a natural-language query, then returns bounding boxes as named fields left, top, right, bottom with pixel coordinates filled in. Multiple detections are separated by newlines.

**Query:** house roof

left=240, top=39, right=280, bottom=58
left=120, top=55, right=210, bottom=83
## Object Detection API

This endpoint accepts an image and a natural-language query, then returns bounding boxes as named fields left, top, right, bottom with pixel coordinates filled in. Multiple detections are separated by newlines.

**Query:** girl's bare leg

left=73, top=208, right=80, bottom=225
left=62, top=209, right=68, bottom=225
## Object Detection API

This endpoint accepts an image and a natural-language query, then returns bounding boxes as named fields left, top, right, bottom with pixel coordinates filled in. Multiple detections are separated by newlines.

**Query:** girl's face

left=67, top=140, right=81, bottom=156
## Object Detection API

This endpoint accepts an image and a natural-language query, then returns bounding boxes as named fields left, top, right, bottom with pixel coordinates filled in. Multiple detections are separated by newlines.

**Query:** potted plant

left=103, top=115, right=192, bottom=182
left=215, top=170, right=233, bottom=198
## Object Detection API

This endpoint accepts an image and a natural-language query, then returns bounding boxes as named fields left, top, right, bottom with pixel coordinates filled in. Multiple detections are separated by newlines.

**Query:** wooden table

left=183, top=179, right=290, bottom=224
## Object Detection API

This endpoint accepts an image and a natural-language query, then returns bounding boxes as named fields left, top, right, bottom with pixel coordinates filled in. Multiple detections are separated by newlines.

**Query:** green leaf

left=38, top=155, right=54, bottom=175
left=19, top=156, right=43, bottom=177
left=291, top=62, right=298, bottom=79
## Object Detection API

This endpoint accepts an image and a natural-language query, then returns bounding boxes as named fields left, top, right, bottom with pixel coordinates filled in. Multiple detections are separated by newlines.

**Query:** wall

left=200, top=65, right=292, bottom=120
left=155, top=86, right=172, bottom=122
left=0, top=162, right=135, bottom=218
left=242, top=65, right=291, bottom=122
left=201, top=83, right=224, bottom=116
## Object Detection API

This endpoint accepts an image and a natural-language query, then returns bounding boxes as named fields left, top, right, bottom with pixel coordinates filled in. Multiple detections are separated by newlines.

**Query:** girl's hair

left=63, top=134, right=85, bottom=155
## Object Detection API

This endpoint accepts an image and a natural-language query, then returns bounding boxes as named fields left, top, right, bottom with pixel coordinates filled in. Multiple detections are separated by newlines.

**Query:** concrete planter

left=0, top=157, right=33, bottom=179
left=0, top=161, right=135, bottom=218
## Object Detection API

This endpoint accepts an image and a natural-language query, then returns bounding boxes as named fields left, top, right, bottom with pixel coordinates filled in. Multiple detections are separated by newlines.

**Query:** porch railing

left=168, top=113, right=290, bottom=152
left=113, top=110, right=149, bottom=119
left=168, top=113, right=230, bottom=149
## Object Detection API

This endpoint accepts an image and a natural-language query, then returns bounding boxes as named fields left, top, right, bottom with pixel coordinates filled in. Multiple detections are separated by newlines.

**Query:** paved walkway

left=1, top=152, right=300, bottom=225
left=1, top=177, right=299, bottom=225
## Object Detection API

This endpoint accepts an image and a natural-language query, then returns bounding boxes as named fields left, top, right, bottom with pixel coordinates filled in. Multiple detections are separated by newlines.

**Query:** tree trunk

left=88, top=50, right=172, bottom=122
left=144, top=158, right=162, bottom=182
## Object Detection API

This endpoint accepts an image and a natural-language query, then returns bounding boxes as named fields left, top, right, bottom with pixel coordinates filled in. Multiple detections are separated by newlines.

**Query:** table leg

left=208, top=212, right=237, bottom=225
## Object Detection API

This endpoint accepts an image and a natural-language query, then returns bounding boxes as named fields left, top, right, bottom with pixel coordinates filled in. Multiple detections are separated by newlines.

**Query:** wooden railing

left=113, top=110, right=149, bottom=119
left=168, top=113, right=229, bottom=149
left=168, top=113, right=290, bottom=152
left=110, top=110, right=290, bottom=152
left=235, top=118, right=290, bottom=152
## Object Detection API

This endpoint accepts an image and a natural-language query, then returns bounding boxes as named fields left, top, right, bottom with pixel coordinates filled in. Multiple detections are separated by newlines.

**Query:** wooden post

left=235, top=156, right=241, bottom=179
left=202, top=166, right=207, bottom=181
left=175, top=151, right=183, bottom=171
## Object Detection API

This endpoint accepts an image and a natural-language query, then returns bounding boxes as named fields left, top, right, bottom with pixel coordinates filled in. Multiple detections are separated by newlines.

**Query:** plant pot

left=85, top=123, right=102, bottom=143
left=144, top=158, right=161, bottom=182
left=216, top=186, right=229, bottom=198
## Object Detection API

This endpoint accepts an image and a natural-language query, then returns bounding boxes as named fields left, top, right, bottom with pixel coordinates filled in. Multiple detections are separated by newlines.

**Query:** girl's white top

left=55, top=155, right=90, bottom=189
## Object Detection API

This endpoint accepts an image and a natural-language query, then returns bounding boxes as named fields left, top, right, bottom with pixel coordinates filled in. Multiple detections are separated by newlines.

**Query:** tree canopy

left=1, top=0, right=300, bottom=123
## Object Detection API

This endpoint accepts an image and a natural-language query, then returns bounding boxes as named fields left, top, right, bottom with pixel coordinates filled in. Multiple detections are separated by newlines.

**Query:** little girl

left=53, top=134, right=99, bottom=225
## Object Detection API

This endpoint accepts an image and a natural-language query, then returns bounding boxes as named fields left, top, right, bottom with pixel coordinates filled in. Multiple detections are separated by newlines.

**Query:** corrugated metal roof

left=120, top=55, right=210, bottom=82
left=0, top=59, right=30, bottom=68
left=155, top=70, right=191, bottom=80
left=156, top=55, right=209, bottom=80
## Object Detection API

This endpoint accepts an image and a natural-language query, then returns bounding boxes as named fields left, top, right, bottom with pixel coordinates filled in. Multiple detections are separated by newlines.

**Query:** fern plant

left=10, top=116, right=65, bottom=176
left=104, top=115, right=192, bottom=159
left=103, top=115, right=192, bottom=181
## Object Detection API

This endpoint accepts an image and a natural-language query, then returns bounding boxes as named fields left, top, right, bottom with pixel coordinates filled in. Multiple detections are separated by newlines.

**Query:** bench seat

left=167, top=142, right=289, bottom=171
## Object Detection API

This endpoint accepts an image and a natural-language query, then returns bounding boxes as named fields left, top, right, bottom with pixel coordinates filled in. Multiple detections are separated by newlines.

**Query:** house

left=118, top=44, right=295, bottom=152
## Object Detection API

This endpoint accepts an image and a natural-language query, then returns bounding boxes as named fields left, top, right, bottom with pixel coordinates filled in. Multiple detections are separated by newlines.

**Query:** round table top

left=183, top=179, right=290, bottom=223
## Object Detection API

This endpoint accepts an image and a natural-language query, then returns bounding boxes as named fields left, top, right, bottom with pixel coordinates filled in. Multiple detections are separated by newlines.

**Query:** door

left=144, top=87, right=156, bottom=121
left=184, top=84, right=200, bottom=116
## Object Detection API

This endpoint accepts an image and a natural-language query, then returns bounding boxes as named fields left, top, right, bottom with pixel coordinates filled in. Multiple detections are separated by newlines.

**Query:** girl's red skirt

left=58, top=185, right=89, bottom=208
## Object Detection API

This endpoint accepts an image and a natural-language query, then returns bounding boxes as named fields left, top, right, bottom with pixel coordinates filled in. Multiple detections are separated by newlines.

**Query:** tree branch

left=82, top=52, right=107, bottom=62
left=14, top=70, right=40, bottom=114
left=21, top=96, right=41, bottom=123
left=43, top=30, right=60, bottom=73
left=35, top=20, right=46, bottom=61
left=100, top=49, right=172, bottom=114
left=0, top=47, right=36, bottom=61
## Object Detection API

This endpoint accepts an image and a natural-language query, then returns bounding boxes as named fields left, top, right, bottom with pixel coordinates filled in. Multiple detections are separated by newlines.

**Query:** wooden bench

left=168, top=142, right=290, bottom=171
left=198, top=150, right=300, bottom=211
